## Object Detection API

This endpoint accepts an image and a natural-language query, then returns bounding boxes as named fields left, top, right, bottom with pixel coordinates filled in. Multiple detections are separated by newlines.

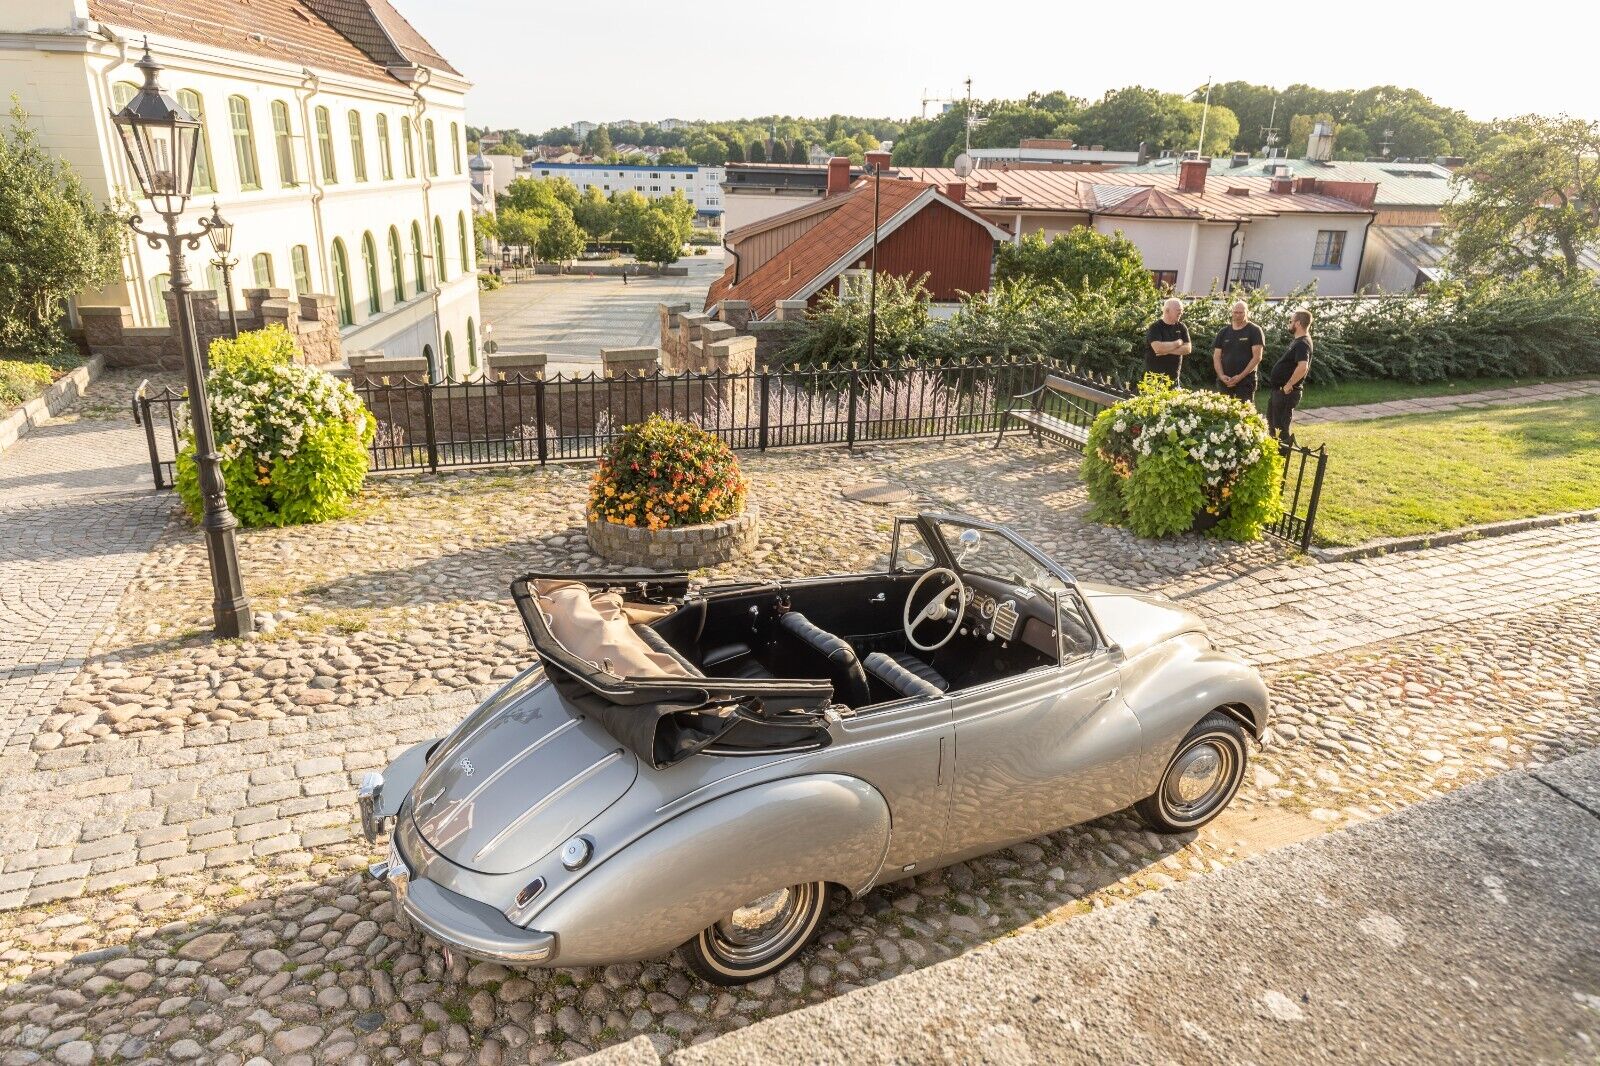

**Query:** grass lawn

left=1295, top=395, right=1600, bottom=546
left=1253, top=374, right=1598, bottom=412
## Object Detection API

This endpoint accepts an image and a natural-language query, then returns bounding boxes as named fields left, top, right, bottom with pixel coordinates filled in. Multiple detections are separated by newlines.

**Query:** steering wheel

left=904, top=567, right=967, bottom=652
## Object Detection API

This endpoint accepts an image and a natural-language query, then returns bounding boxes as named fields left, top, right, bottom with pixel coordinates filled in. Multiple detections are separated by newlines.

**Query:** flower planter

left=587, top=503, right=759, bottom=569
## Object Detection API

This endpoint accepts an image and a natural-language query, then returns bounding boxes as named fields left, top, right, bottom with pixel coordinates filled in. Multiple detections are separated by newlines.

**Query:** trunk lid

left=410, top=681, right=638, bottom=875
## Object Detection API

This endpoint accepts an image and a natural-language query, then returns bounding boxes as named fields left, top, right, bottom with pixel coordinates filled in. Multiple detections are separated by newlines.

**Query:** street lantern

left=111, top=41, right=253, bottom=638
left=203, top=201, right=240, bottom=338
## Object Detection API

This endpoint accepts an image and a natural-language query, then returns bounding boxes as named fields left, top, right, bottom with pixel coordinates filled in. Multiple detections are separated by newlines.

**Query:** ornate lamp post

left=112, top=43, right=253, bottom=638
left=203, top=202, right=240, bottom=339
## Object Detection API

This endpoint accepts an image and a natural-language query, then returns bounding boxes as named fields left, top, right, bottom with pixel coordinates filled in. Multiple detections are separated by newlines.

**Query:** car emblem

left=458, top=758, right=475, bottom=776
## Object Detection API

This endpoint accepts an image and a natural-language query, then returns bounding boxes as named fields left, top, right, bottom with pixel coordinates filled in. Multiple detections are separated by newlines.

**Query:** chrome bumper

left=357, top=772, right=386, bottom=843
left=370, top=831, right=558, bottom=966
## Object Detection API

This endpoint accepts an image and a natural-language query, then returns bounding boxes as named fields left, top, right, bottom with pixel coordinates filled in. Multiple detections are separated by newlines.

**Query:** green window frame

left=112, top=81, right=138, bottom=110
left=401, top=116, right=416, bottom=178
left=424, top=118, right=438, bottom=176
left=251, top=252, right=274, bottom=287
left=348, top=110, right=367, bottom=182
left=147, top=273, right=170, bottom=327
left=291, top=244, right=310, bottom=296
left=387, top=226, right=405, bottom=302
left=457, top=211, right=470, bottom=275
left=444, top=330, right=455, bottom=380
left=226, top=95, right=259, bottom=190
left=361, top=231, right=381, bottom=314
left=270, top=100, right=297, bottom=186
left=466, top=317, right=477, bottom=372
left=331, top=238, right=353, bottom=326
left=315, top=106, right=337, bottom=183
left=411, top=221, right=426, bottom=290
left=433, top=216, right=447, bottom=282
left=451, top=122, right=461, bottom=174
left=177, top=90, right=216, bottom=194
left=376, top=114, right=393, bottom=180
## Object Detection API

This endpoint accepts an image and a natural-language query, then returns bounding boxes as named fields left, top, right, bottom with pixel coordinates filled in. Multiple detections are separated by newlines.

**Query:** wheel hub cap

left=1172, top=744, right=1223, bottom=804
left=717, top=888, right=796, bottom=948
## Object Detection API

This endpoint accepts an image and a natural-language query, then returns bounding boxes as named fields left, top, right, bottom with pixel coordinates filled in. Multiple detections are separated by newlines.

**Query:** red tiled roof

left=707, top=179, right=936, bottom=318
left=88, top=0, right=457, bottom=83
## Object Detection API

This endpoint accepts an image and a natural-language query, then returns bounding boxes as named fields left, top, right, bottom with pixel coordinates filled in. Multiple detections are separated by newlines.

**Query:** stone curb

left=1310, top=507, right=1600, bottom=562
left=0, top=354, right=103, bottom=456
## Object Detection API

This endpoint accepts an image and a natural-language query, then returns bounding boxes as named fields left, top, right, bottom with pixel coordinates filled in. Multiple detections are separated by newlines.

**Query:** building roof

left=1118, top=156, right=1457, bottom=208
left=706, top=179, right=1005, bottom=318
left=88, top=0, right=459, bottom=84
left=895, top=167, right=1375, bottom=222
left=1371, top=225, right=1600, bottom=280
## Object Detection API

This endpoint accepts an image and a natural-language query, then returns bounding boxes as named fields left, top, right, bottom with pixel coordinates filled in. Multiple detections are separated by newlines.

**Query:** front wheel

left=1135, top=712, right=1249, bottom=833
left=679, top=881, right=831, bottom=985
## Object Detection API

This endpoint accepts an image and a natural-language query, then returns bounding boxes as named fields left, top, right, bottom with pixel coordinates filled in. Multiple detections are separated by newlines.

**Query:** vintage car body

left=360, top=513, right=1268, bottom=981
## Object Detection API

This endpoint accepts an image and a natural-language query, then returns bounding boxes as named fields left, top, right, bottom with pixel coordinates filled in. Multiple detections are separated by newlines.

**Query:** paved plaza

left=477, top=252, right=723, bottom=373
left=0, top=375, right=1597, bottom=1064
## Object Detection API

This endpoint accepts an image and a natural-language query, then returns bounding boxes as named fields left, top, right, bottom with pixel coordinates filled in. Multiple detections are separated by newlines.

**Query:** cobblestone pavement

left=0, top=369, right=178, bottom=756
left=0, top=597, right=1594, bottom=1065
left=1295, top=375, right=1600, bottom=425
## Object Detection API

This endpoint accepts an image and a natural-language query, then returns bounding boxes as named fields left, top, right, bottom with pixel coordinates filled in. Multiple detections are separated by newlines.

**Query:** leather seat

left=863, top=651, right=949, bottom=700
left=776, top=612, right=871, bottom=706
left=634, top=625, right=705, bottom=677
left=701, top=641, right=775, bottom=680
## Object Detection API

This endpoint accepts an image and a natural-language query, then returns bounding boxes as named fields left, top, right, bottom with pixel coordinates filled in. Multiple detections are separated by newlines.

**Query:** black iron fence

left=132, top=359, right=1327, bottom=550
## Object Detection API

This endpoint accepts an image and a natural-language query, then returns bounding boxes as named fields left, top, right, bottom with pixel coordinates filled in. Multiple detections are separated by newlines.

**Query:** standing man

left=1212, top=300, right=1265, bottom=404
left=1143, top=297, right=1192, bottom=385
left=1268, top=310, right=1313, bottom=444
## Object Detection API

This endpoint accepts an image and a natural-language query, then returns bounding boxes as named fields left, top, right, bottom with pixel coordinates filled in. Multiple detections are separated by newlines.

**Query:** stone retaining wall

left=79, top=289, right=342, bottom=370
left=0, top=355, right=102, bottom=456
left=661, top=301, right=801, bottom=370
left=587, top=505, right=759, bottom=568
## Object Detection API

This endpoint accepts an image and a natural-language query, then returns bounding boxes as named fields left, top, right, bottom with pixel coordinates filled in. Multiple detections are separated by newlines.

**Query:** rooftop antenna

left=961, top=76, right=988, bottom=154
left=1379, top=127, right=1395, bottom=158
left=1194, top=76, right=1213, bottom=155
left=1261, top=97, right=1280, bottom=158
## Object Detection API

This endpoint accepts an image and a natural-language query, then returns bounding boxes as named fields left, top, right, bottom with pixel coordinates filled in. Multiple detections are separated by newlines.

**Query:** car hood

left=409, top=677, right=637, bottom=875
left=1077, top=582, right=1208, bottom=658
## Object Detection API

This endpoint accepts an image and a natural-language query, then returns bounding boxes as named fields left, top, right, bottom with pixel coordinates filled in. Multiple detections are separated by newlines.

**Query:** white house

left=0, top=0, right=482, bottom=377
left=518, top=162, right=725, bottom=223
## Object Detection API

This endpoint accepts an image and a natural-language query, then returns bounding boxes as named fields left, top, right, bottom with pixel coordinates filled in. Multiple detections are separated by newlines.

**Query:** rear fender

left=527, top=773, right=890, bottom=966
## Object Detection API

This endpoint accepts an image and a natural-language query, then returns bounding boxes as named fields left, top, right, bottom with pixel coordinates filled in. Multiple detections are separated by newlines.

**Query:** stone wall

left=667, top=300, right=803, bottom=370
left=80, top=289, right=342, bottom=370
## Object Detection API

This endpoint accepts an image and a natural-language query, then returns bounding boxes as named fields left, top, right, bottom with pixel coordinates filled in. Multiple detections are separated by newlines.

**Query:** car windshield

left=933, top=521, right=1066, bottom=594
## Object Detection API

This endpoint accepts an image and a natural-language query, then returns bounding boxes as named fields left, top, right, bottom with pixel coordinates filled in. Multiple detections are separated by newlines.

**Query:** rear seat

left=634, top=625, right=707, bottom=677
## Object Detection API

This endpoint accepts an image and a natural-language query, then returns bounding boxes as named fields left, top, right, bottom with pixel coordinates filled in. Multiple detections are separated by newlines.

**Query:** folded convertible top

left=510, top=575, right=834, bottom=768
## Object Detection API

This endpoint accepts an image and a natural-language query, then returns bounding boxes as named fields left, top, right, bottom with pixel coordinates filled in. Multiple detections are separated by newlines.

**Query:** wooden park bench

left=995, top=372, right=1127, bottom=453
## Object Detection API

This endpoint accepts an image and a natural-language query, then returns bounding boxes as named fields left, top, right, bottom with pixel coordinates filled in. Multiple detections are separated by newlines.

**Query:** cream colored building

left=0, top=0, right=483, bottom=377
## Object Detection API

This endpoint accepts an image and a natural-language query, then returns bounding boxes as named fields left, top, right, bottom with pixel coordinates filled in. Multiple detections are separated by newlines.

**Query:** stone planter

left=587, top=504, right=759, bottom=569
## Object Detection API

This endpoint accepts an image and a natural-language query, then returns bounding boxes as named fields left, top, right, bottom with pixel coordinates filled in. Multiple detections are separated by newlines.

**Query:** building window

left=291, top=244, right=310, bottom=296
left=1151, top=269, right=1179, bottom=289
left=1313, top=229, right=1347, bottom=269
left=226, top=95, right=260, bottom=190
left=422, top=343, right=436, bottom=382
left=444, top=331, right=455, bottom=379
left=147, top=273, right=170, bottom=327
left=424, top=119, right=438, bottom=176
left=348, top=111, right=367, bottom=182
left=270, top=100, right=296, bottom=186
left=315, top=106, right=337, bottom=183
left=433, top=216, right=447, bottom=281
left=451, top=122, right=462, bottom=174
left=387, top=226, right=404, bottom=301
left=331, top=238, right=353, bottom=326
left=251, top=252, right=274, bottom=288
left=177, top=90, right=217, bottom=194
left=361, top=231, right=380, bottom=314
left=205, top=263, right=226, bottom=301
left=400, top=116, right=416, bottom=178
left=112, top=81, right=138, bottom=110
left=457, top=211, right=470, bottom=275
left=411, top=221, right=426, bottom=289
left=466, top=317, right=477, bottom=371
left=376, top=114, right=392, bottom=180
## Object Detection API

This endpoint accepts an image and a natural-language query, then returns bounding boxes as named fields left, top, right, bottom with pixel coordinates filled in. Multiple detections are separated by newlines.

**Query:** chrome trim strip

left=415, top=717, right=584, bottom=817
left=472, top=749, right=625, bottom=863
left=397, top=892, right=558, bottom=964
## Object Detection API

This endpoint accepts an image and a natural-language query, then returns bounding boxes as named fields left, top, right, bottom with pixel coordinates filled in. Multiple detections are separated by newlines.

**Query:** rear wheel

left=1135, top=712, right=1248, bottom=833
left=679, top=881, right=831, bottom=985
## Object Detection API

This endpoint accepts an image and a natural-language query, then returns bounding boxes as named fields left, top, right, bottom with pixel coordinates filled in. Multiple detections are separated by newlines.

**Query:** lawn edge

left=1311, top=507, right=1600, bottom=562
left=0, top=354, right=103, bottom=456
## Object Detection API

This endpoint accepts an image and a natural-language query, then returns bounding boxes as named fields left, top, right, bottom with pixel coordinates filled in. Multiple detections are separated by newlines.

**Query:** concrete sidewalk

left=597, top=750, right=1600, bottom=1065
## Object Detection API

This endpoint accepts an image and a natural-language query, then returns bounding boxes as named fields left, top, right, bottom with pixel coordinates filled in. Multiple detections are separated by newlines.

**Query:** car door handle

left=1096, top=687, right=1120, bottom=705
left=869, top=592, right=886, bottom=603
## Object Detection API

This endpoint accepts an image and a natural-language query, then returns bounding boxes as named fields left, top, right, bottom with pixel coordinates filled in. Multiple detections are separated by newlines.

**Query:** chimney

left=945, top=180, right=966, bottom=202
left=1230, top=152, right=1250, bottom=168
left=826, top=156, right=852, bottom=195
left=1292, top=176, right=1319, bottom=195
left=1270, top=176, right=1293, bottom=194
left=864, top=149, right=892, bottom=174
left=1178, top=158, right=1208, bottom=194
left=1137, top=140, right=1149, bottom=164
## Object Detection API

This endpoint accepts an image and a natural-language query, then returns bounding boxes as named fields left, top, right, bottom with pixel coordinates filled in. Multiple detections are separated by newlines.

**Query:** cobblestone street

left=1, top=381, right=1598, bottom=1065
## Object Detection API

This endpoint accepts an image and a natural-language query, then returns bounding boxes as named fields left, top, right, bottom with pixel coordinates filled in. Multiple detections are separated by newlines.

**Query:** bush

left=176, top=328, right=374, bottom=527
left=588, top=415, right=747, bottom=531
left=777, top=273, right=934, bottom=369
left=478, top=272, right=503, bottom=291
left=0, top=358, right=56, bottom=410
left=1082, top=376, right=1284, bottom=541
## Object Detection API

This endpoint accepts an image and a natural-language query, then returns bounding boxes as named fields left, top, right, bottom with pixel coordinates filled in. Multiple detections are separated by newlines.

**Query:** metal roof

left=1118, top=156, right=1460, bottom=208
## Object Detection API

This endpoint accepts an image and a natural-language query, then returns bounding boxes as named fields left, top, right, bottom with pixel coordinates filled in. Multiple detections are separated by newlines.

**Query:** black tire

left=678, top=881, right=831, bottom=985
left=1135, top=712, right=1249, bottom=833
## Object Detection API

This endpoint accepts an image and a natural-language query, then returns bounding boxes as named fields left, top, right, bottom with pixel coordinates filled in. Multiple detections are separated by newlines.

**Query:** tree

left=572, top=186, right=613, bottom=240
left=789, top=140, right=809, bottom=164
left=994, top=229, right=1157, bottom=305
left=651, top=192, right=697, bottom=243
left=583, top=124, right=612, bottom=157
left=632, top=212, right=685, bottom=268
left=1445, top=115, right=1600, bottom=282
left=608, top=190, right=652, bottom=244
left=486, top=142, right=522, bottom=156
left=656, top=147, right=691, bottom=165
left=725, top=139, right=746, bottom=163
left=495, top=208, right=544, bottom=256
left=748, top=139, right=766, bottom=163
left=536, top=205, right=586, bottom=268
left=686, top=135, right=728, bottom=165
left=0, top=99, right=123, bottom=355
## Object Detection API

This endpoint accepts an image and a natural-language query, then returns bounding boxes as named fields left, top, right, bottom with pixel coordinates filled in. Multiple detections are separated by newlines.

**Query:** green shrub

left=176, top=329, right=373, bottom=527
left=777, top=273, right=934, bottom=370
left=478, top=272, right=504, bottom=291
left=1082, top=376, right=1284, bottom=541
left=588, top=415, right=747, bottom=531
left=0, top=358, right=56, bottom=410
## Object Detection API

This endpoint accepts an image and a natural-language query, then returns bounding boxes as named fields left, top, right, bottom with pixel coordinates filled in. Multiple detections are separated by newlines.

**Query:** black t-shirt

left=1213, top=322, right=1266, bottom=379
left=1270, top=336, right=1312, bottom=392
left=1143, top=319, right=1190, bottom=377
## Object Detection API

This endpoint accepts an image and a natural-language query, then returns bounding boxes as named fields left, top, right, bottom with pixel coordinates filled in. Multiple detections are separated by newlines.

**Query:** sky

left=405, top=0, right=1597, bottom=133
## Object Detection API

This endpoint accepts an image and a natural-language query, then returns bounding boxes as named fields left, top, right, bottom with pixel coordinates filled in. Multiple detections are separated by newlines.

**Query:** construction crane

left=921, top=88, right=956, bottom=120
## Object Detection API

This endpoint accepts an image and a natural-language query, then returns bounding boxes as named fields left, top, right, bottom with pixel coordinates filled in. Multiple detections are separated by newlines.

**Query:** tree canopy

left=994, top=229, right=1158, bottom=305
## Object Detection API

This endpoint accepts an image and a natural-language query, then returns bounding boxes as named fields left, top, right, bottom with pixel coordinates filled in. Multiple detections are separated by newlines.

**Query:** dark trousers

left=1221, top=377, right=1256, bottom=405
left=1267, top=389, right=1300, bottom=444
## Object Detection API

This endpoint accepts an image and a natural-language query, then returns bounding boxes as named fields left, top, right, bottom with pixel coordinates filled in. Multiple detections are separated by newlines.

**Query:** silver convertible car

left=358, top=513, right=1268, bottom=984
